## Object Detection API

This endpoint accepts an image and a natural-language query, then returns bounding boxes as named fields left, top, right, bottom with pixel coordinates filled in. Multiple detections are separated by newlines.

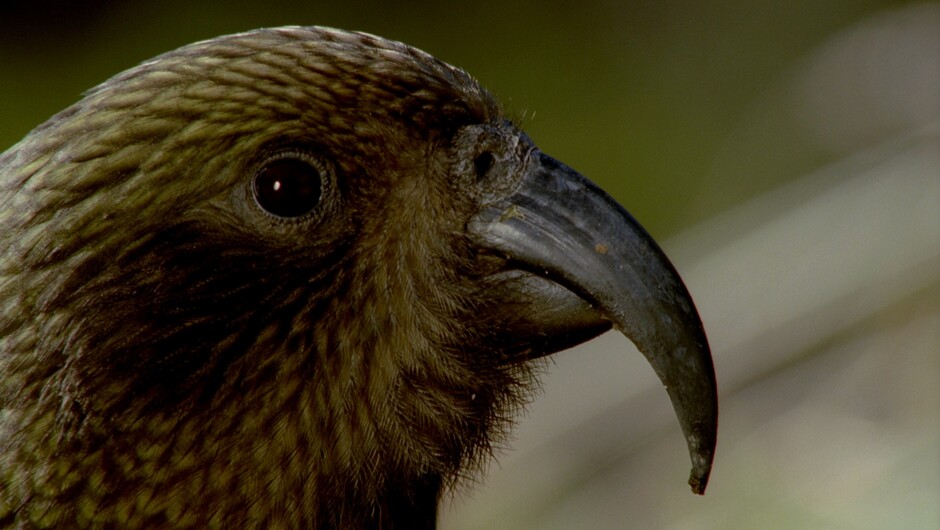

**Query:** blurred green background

left=0, top=0, right=922, bottom=236
left=2, top=2, right=937, bottom=529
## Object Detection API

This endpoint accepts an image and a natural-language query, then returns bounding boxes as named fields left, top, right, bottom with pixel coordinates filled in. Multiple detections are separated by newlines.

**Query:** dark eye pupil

left=253, top=157, right=322, bottom=218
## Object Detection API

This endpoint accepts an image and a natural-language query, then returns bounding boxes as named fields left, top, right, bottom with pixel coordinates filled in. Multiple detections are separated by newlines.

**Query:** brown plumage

left=0, top=27, right=716, bottom=528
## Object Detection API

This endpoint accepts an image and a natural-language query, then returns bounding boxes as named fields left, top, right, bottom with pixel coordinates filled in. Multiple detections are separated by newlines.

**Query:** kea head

left=0, top=27, right=716, bottom=528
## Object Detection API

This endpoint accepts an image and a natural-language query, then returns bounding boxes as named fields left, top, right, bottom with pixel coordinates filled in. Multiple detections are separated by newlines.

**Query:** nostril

left=473, top=152, right=495, bottom=181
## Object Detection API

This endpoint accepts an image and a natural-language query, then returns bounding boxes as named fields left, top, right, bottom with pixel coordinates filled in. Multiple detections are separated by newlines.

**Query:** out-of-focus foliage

left=0, top=0, right=923, bottom=234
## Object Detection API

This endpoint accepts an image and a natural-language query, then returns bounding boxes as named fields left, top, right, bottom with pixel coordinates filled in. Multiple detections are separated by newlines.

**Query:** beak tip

left=689, top=474, right=709, bottom=496
left=686, top=427, right=716, bottom=495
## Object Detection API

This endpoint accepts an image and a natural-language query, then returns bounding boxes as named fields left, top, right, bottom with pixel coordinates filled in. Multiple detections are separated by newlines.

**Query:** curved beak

left=468, top=151, right=718, bottom=494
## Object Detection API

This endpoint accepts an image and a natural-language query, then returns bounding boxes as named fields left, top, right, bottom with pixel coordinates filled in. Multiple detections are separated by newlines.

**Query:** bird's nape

left=0, top=26, right=716, bottom=528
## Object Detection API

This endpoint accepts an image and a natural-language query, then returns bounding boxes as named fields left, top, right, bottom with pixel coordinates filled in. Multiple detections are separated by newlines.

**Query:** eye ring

left=251, top=150, right=327, bottom=220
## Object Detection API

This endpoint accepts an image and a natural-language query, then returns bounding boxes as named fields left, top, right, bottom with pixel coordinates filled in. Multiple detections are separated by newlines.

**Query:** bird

left=0, top=27, right=717, bottom=528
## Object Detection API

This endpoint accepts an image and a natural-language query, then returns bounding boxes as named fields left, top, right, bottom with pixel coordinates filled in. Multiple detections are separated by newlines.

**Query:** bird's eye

left=252, top=153, right=323, bottom=218
left=473, top=152, right=495, bottom=181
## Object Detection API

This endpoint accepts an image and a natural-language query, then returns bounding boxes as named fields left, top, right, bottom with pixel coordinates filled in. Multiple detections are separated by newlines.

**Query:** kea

left=0, top=27, right=717, bottom=528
